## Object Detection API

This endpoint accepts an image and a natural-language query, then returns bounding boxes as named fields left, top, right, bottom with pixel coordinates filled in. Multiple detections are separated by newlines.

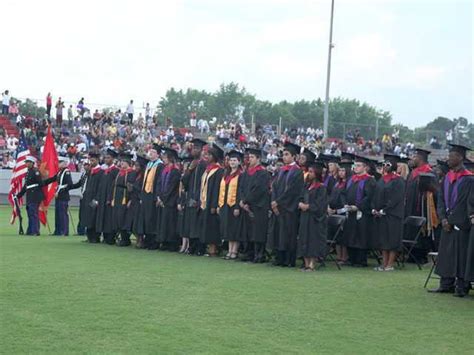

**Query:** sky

left=2, top=0, right=472, bottom=128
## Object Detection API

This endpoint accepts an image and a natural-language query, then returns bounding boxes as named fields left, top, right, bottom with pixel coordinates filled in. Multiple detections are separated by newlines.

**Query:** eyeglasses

left=382, top=161, right=392, bottom=167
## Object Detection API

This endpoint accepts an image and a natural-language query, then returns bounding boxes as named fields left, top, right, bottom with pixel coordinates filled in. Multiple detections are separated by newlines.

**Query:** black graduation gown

left=130, top=174, right=144, bottom=235
left=435, top=173, right=473, bottom=279
left=465, top=182, right=474, bottom=282
left=328, top=181, right=347, bottom=244
left=177, top=180, right=187, bottom=238
left=198, top=167, right=224, bottom=245
left=157, top=167, right=181, bottom=243
left=323, top=174, right=337, bottom=197
left=371, top=176, right=405, bottom=251
left=342, top=175, right=376, bottom=250
left=219, top=173, right=243, bottom=242
left=240, top=168, right=270, bottom=243
left=182, top=160, right=207, bottom=239
left=112, top=170, right=137, bottom=232
left=96, top=166, right=119, bottom=234
left=267, top=166, right=304, bottom=252
left=80, top=169, right=103, bottom=229
left=297, top=184, right=328, bottom=258
left=139, top=161, right=163, bottom=235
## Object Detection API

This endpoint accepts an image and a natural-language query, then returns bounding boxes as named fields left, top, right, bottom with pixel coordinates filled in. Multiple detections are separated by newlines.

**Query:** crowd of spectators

left=0, top=90, right=421, bottom=171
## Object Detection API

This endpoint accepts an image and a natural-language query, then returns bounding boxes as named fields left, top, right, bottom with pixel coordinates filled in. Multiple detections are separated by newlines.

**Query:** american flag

left=8, top=131, right=30, bottom=223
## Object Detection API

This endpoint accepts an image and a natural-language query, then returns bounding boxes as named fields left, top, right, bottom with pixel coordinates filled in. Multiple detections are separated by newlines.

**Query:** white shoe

left=374, top=266, right=385, bottom=271
left=384, top=266, right=395, bottom=272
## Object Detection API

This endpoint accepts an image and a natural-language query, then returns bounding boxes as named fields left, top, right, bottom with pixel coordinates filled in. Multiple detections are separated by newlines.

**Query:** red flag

left=38, top=125, right=58, bottom=225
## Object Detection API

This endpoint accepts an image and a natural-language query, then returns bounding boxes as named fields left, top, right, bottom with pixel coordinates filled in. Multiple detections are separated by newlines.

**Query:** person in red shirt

left=46, top=92, right=52, bottom=118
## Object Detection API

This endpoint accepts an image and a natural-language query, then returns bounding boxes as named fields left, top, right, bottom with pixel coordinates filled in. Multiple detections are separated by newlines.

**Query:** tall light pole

left=323, top=0, right=335, bottom=139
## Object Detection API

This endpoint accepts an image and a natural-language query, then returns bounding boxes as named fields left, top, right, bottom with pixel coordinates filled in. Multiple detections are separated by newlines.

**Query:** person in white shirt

left=145, top=103, right=152, bottom=121
left=6, top=135, right=18, bottom=151
left=2, top=90, right=10, bottom=114
left=126, top=100, right=134, bottom=124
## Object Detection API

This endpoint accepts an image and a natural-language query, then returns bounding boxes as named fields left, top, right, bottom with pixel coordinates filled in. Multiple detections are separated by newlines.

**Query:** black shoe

left=427, top=287, right=455, bottom=294
left=453, top=289, right=467, bottom=298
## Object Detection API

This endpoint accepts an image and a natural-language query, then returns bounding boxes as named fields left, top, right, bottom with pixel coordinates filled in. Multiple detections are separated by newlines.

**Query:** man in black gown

left=430, top=144, right=473, bottom=297
left=269, top=142, right=304, bottom=267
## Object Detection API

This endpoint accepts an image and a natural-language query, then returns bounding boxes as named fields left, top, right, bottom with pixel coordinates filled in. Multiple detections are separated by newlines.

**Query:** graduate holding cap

left=430, top=144, right=473, bottom=297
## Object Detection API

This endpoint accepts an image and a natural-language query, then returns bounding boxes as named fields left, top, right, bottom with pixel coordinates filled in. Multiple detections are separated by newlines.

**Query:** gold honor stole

left=218, top=175, right=239, bottom=208
left=143, top=162, right=159, bottom=193
left=200, top=167, right=220, bottom=209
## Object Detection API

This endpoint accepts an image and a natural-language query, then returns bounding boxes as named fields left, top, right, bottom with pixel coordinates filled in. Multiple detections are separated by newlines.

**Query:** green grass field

left=0, top=205, right=473, bottom=354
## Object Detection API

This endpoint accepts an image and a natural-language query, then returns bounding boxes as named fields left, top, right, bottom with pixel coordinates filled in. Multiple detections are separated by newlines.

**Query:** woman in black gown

left=371, top=154, right=406, bottom=271
left=297, top=161, right=328, bottom=271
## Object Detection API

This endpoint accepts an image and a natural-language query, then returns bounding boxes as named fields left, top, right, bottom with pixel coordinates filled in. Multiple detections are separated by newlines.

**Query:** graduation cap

left=246, top=147, right=263, bottom=157
left=151, top=143, right=163, bottom=153
left=339, top=161, right=353, bottom=170
left=436, top=159, right=449, bottom=173
left=190, top=138, right=207, bottom=148
left=106, top=148, right=119, bottom=158
left=119, top=152, right=134, bottom=163
left=464, top=159, right=474, bottom=171
left=354, top=155, right=371, bottom=165
left=283, top=142, right=301, bottom=156
left=301, top=148, right=316, bottom=162
left=319, top=154, right=341, bottom=164
left=209, top=144, right=224, bottom=161
left=308, top=160, right=326, bottom=170
left=162, top=147, right=179, bottom=161
left=418, top=172, right=437, bottom=193
left=400, top=157, right=410, bottom=164
left=227, top=150, right=244, bottom=160
left=448, top=143, right=471, bottom=159
left=135, top=154, right=149, bottom=168
left=217, top=137, right=230, bottom=145
left=340, top=152, right=356, bottom=162
left=414, top=148, right=431, bottom=161
left=88, top=152, right=101, bottom=159
left=383, top=153, right=402, bottom=165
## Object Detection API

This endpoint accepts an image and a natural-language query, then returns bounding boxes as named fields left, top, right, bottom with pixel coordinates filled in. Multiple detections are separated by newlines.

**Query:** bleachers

left=0, top=115, right=19, bottom=137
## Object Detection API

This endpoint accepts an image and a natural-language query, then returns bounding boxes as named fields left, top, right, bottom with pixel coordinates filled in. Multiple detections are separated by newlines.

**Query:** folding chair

left=321, top=215, right=346, bottom=270
left=423, top=252, right=439, bottom=288
left=400, top=216, right=427, bottom=270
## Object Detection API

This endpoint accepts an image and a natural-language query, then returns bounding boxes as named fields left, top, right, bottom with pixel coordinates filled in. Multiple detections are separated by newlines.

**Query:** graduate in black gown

left=430, top=144, right=473, bottom=297
left=218, top=150, right=244, bottom=260
left=239, top=148, right=271, bottom=263
left=112, top=153, right=137, bottom=247
left=157, top=147, right=181, bottom=251
left=182, top=139, right=207, bottom=255
left=96, top=148, right=119, bottom=245
left=269, top=142, right=304, bottom=267
left=405, top=148, right=438, bottom=263
left=328, top=161, right=352, bottom=264
left=371, top=154, right=406, bottom=271
left=320, top=154, right=339, bottom=196
left=130, top=155, right=148, bottom=248
left=81, top=152, right=103, bottom=243
left=465, top=180, right=474, bottom=288
left=298, top=148, right=316, bottom=183
left=177, top=157, right=192, bottom=253
left=297, top=161, right=328, bottom=271
left=342, top=155, right=376, bottom=267
left=198, top=144, right=225, bottom=256
left=139, top=144, right=163, bottom=249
